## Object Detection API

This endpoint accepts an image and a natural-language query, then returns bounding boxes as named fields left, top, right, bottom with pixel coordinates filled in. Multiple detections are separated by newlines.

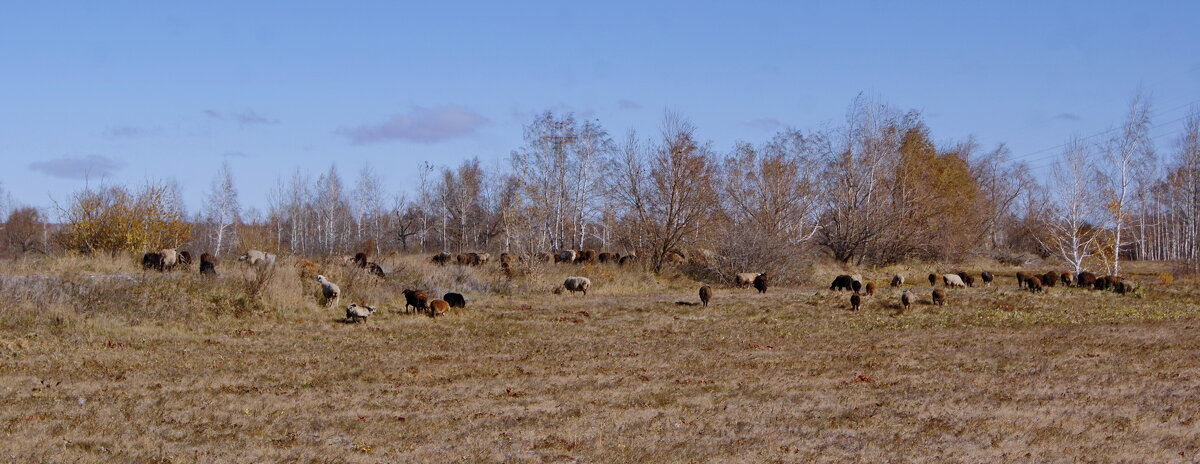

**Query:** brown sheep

left=178, top=251, right=193, bottom=268
left=956, top=272, right=974, bottom=288
left=850, top=293, right=861, bottom=311
left=851, top=280, right=863, bottom=294
left=353, top=252, right=369, bottom=268
left=1060, top=272, right=1072, bottom=286
left=928, top=273, right=937, bottom=286
left=598, top=252, right=612, bottom=263
left=619, top=255, right=636, bottom=266
left=753, top=273, right=768, bottom=294
left=456, top=253, right=471, bottom=265
left=1115, top=281, right=1135, bottom=295
left=981, top=271, right=994, bottom=286
left=699, top=285, right=712, bottom=307
left=402, top=289, right=429, bottom=313
left=142, top=252, right=164, bottom=271
left=1076, top=272, right=1097, bottom=287
left=901, top=290, right=915, bottom=312
left=864, top=281, right=876, bottom=296
left=1042, top=271, right=1057, bottom=288
left=199, top=253, right=218, bottom=276
left=932, top=288, right=946, bottom=306
left=1016, top=272, right=1027, bottom=288
left=431, top=252, right=452, bottom=265
left=1026, top=276, right=1043, bottom=293
left=428, top=299, right=450, bottom=317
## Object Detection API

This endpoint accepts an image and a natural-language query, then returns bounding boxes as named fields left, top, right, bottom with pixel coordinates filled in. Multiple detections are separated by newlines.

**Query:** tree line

left=3, top=94, right=1199, bottom=277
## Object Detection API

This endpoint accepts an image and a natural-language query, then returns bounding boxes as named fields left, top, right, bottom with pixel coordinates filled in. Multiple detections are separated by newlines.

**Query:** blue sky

left=2, top=1, right=1198, bottom=214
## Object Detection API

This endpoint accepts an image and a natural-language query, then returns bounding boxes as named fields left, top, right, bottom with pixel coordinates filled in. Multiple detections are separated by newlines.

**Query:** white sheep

left=735, top=273, right=760, bottom=288
left=238, top=249, right=277, bottom=267
left=314, top=274, right=341, bottom=307
left=345, top=303, right=376, bottom=323
left=942, top=274, right=966, bottom=288
left=159, top=248, right=179, bottom=270
left=563, top=276, right=592, bottom=295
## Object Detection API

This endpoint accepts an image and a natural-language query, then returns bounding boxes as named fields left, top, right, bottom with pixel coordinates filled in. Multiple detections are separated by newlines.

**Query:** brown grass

left=2, top=256, right=1200, bottom=462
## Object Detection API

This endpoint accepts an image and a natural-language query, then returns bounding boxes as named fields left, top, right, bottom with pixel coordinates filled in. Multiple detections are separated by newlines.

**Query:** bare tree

left=1037, top=138, right=1102, bottom=273
left=1099, top=93, right=1154, bottom=275
left=608, top=113, right=718, bottom=272
left=201, top=160, right=241, bottom=256
left=353, top=164, right=385, bottom=253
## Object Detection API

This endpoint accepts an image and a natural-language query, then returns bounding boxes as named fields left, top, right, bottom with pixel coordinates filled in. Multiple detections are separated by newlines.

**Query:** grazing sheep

left=699, top=285, right=712, bottom=307
left=735, top=273, right=760, bottom=288
left=345, top=303, right=377, bottom=323
left=932, top=288, right=946, bottom=306
left=402, top=289, right=429, bottom=313
left=1095, top=275, right=1122, bottom=291
left=456, top=253, right=471, bottom=265
left=366, top=262, right=385, bottom=278
left=943, top=274, right=966, bottom=288
left=555, top=250, right=577, bottom=264
left=830, top=275, right=855, bottom=291
left=314, top=275, right=341, bottom=307
left=576, top=249, right=597, bottom=264
left=890, top=274, right=905, bottom=287
left=353, top=252, right=369, bottom=268
left=1076, top=272, right=1097, bottom=288
left=928, top=273, right=937, bottom=286
left=956, top=272, right=974, bottom=287
left=1026, top=276, right=1043, bottom=293
left=1060, top=272, right=1072, bottom=286
left=901, top=290, right=915, bottom=311
left=178, top=251, right=193, bottom=268
left=159, top=248, right=179, bottom=271
left=1042, top=271, right=1058, bottom=288
left=611, top=252, right=624, bottom=263
left=850, top=294, right=861, bottom=311
left=753, top=273, right=768, bottom=294
left=563, top=276, right=592, bottom=295
left=851, top=280, right=863, bottom=294
left=598, top=252, right=613, bottom=263
left=475, top=253, right=492, bottom=265
left=431, top=252, right=453, bottom=265
left=864, top=281, right=876, bottom=296
left=1115, top=281, right=1135, bottom=295
left=199, top=253, right=218, bottom=277
left=142, top=252, right=164, bottom=271
left=239, top=250, right=276, bottom=267
left=981, top=271, right=994, bottom=286
left=428, top=299, right=450, bottom=317
left=619, top=255, right=636, bottom=266
left=1016, top=272, right=1027, bottom=288
left=443, top=292, right=467, bottom=308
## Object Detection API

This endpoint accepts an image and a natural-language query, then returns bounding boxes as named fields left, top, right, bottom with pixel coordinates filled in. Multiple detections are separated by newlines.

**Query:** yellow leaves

left=56, top=183, right=191, bottom=254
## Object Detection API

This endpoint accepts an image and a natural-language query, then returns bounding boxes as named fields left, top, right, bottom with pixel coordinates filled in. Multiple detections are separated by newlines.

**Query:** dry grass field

left=3, top=256, right=1200, bottom=462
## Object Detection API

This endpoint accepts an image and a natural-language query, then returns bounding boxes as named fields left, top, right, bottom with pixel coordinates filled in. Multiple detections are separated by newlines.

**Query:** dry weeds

left=2, top=256, right=1199, bottom=462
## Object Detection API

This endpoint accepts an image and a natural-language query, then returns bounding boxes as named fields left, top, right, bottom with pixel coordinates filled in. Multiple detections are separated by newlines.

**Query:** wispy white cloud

left=204, top=108, right=280, bottom=126
left=617, top=99, right=642, bottom=110
left=29, top=155, right=125, bottom=179
left=104, top=125, right=161, bottom=138
left=338, top=105, right=489, bottom=144
left=746, top=117, right=783, bottom=131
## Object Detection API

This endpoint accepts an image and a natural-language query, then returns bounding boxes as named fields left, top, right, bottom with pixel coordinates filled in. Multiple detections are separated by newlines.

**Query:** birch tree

left=1038, top=139, right=1102, bottom=273
left=202, top=160, right=241, bottom=256
left=1099, top=94, right=1154, bottom=275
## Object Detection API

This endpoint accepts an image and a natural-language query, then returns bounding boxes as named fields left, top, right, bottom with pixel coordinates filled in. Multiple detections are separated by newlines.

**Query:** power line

left=1014, top=102, right=1199, bottom=168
